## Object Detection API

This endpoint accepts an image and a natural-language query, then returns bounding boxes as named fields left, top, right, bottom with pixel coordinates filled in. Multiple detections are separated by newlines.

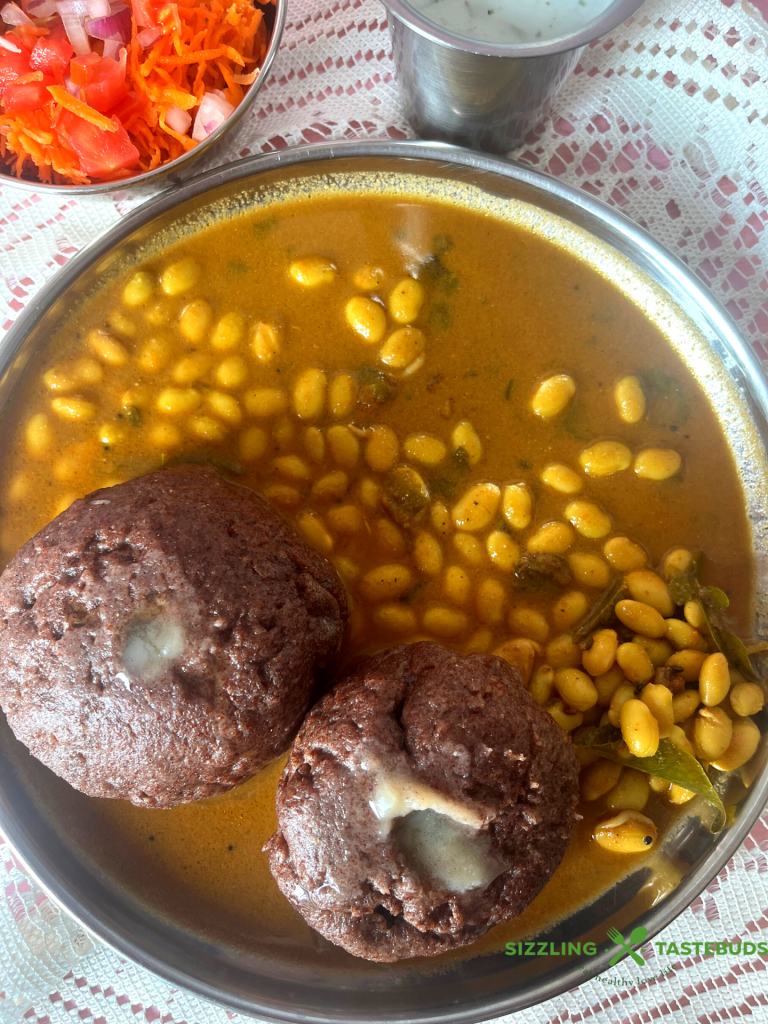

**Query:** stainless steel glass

left=0, top=140, right=767, bottom=1024
left=381, top=0, right=647, bottom=153
left=0, top=0, right=285, bottom=196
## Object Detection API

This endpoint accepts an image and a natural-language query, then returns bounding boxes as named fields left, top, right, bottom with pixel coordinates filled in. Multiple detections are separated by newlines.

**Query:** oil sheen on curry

left=0, top=188, right=757, bottom=960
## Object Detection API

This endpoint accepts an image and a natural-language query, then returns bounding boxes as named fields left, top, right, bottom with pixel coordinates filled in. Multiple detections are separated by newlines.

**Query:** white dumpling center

left=123, top=616, right=186, bottom=680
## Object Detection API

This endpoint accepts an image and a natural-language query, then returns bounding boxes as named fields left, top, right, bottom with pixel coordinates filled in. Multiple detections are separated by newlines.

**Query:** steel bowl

left=1, top=140, right=767, bottom=1023
left=381, top=0, right=647, bottom=153
left=0, top=0, right=285, bottom=196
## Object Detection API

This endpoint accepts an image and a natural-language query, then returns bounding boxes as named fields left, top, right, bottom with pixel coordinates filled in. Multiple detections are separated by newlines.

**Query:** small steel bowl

left=381, top=0, right=647, bottom=153
left=0, top=0, right=285, bottom=196
left=0, top=141, right=767, bottom=1023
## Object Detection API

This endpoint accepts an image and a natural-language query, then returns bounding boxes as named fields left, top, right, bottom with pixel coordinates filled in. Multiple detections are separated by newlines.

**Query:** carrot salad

left=0, top=0, right=273, bottom=185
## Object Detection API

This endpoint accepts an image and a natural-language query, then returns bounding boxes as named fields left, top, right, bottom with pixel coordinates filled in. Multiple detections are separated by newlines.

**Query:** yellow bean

left=487, top=530, right=520, bottom=573
left=365, top=425, right=399, bottom=472
left=360, top=564, right=413, bottom=602
left=379, top=326, right=425, bottom=369
left=374, top=517, right=405, bottom=556
left=634, top=448, right=682, bottom=481
left=476, top=577, right=506, bottom=626
left=595, top=664, right=625, bottom=707
left=625, top=570, right=675, bottom=617
left=579, top=440, right=632, bottom=477
left=605, top=768, right=650, bottom=812
left=502, top=483, right=532, bottom=531
left=547, top=700, right=583, bottom=732
left=442, top=565, right=472, bottom=607
left=667, top=784, right=696, bottom=805
left=345, top=296, right=387, bottom=343
left=301, top=426, right=325, bottom=464
left=326, top=505, right=364, bottom=535
left=541, top=463, right=582, bottom=494
left=51, top=397, right=97, bottom=422
left=546, top=634, right=583, bottom=669
left=373, top=604, right=417, bottom=635
left=161, top=258, right=199, bottom=296
left=138, top=336, right=172, bottom=374
left=325, top=424, right=360, bottom=468
left=666, top=649, right=707, bottom=683
left=87, top=329, right=128, bottom=367
left=430, top=501, right=451, bottom=537
left=614, top=375, right=646, bottom=424
left=179, top=299, right=213, bottom=343
left=620, top=698, right=659, bottom=757
left=413, top=531, right=443, bottom=576
left=615, top=599, right=666, bottom=639
left=527, top=521, right=574, bottom=554
left=531, top=374, right=576, bottom=419
left=730, top=682, right=765, bottom=717
left=188, top=415, right=227, bottom=442
left=452, top=421, right=482, bottom=465
left=616, top=642, right=654, bottom=685
left=98, top=422, right=125, bottom=447
left=529, top=665, right=555, bottom=706
left=711, top=718, right=760, bottom=772
left=156, top=388, right=202, bottom=417
left=555, top=667, right=598, bottom=712
left=452, top=533, right=485, bottom=566
left=388, top=277, right=425, bottom=324
left=672, top=688, right=700, bottom=723
left=173, top=352, right=211, bottom=385
left=569, top=552, right=611, bottom=589
left=683, top=600, right=707, bottom=631
left=423, top=606, right=470, bottom=639
left=665, top=618, right=708, bottom=652
left=42, top=365, right=76, bottom=392
left=608, top=682, right=637, bottom=727
left=452, top=482, right=501, bottom=532
left=263, top=484, right=301, bottom=509
left=149, top=423, right=182, bottom=449
left=552, top=591, right=589, bottom=631
left=583, top=629, right=618, bottom=677
left=698, top=652, right=731, bottom=706
left=494, top=638, right=539, bottom=684
left=72, top=358, right=102, bottom=386
left=692, top=705, right=733, bottom=761
left=509, top=607, right=549, bottom=644
left=633, top=635, right=674, bottom=667
left=210, top=311, right=245, bottom=351
left=649, top=775, right=670, bottom=794
left=353, top=265, right=384, bottom=291
left=293, top=368, right=327, bottom=420
left=108, top=310, right=136, bottom=336
left=404, top=433, right=446, bottom=466
left=122, top=270, right=154, bottom=307
left=289, top=255, right=336, bottom=287
left=358, top=478, right=381, bottom=510
left=333, top=557, right=359, bottom=584
left=329, top=373, right=357, bottom=418
left=243, top=387, right=287, bottom=417
left=669, top=724, right=695, bottom=756
left=239, top=425, right=267, bottom=461
left=311, top=471, right=349, bottom=503
left=593, top=810, right=657, bottom=853
left=296, top=510, right=333, bottom=555
left=640, top=682, right=674, bottom=736
left=604, top=536, right=648, bottom=572
left=25, top=412, right=52, bottom=457
left=662, top=548, right=693, bottom=579
left=581, top=758, right=623, bottom=801
left=144, top=299, right=172, bottom=325
left=466, top=630, right=494, bottom=655
left=272, top=455, right=311, bottom=482
left=273, top=414, right=295, bottom=445
left=565, top=500, right=611, bottom=539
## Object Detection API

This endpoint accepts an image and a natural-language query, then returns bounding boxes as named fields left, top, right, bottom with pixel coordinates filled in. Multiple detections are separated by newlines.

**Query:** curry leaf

left=571, top=577, right=628, bottom=644
left=697, top=588, right=757, bottom=680
left=667, top=552, right=703, bottom=606
left=430, top=447, right=471, bottom=501
left=638, top=368, right=691, bottom=429
left=574, top=725, right=726, bottom=833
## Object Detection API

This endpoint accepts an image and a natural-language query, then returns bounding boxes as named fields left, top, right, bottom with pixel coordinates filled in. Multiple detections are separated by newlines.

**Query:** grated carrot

left=47, top=86, right=119, bottom=130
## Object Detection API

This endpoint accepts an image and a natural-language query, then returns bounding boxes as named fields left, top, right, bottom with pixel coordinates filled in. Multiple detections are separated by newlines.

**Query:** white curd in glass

left=408, top=0, right=615, bottom=45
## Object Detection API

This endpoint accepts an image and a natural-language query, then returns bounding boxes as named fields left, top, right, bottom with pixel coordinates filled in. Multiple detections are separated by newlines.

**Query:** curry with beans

left=0, top=189, right=763, bottom=957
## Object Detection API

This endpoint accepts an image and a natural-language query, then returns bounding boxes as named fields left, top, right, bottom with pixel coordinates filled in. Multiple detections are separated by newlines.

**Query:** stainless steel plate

left=1, top=141, right=767, bottom=1024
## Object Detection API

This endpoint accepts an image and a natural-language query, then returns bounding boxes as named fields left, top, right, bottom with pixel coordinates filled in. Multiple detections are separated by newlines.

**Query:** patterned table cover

left=1, top=0, right=768, bottom=1020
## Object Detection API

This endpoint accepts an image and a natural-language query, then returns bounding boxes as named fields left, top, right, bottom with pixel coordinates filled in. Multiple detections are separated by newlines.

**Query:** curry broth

left=0, top=191, right=753, bottom=959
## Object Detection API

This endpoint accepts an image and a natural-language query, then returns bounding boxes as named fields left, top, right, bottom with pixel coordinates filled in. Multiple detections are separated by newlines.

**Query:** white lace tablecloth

left=2, top=0, right=768, bottom=1020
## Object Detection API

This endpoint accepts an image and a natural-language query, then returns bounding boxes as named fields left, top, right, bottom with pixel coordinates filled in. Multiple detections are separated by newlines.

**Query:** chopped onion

left=192, top=89, right=233, bottom=142
left=101, top=35, right=119, bottom=57
left=2, top=2, right=34, bottom=25
left=58, top=0, right=91, bottom=54
left=26, top=0, right=58, bottom=15
left=233, top=67, right=259, bottom=85
left=165, top=103, right=190, bottom=134
left=86, top=5, right=129, bottom=40
left=136, top=25, right=160, bottom=46
left=0, top=32, right=21, bottom=49
left=88, top=0, right=109, bottom=14
left=63, top=74, right=80, bottom=97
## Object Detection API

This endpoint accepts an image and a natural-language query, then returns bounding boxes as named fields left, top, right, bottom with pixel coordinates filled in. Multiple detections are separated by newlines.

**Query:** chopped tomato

left=29, top=26, right=74, bottom=77
left=0, top=48, right=31, bottom=99
left=111, top=89, right=150, bottom=124
left=58, top=110, right=140, bottom=179
left=4, top=76, right=54, bottom=112
left=70, top=54, right=128, bottom=113
left=131, top=0, right=158, bottom=28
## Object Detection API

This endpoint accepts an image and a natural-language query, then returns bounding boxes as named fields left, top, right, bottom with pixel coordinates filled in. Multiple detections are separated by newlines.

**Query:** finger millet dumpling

left=266, top=641, right=580, bottom=961
left=0, top=465, right=348, bottom=808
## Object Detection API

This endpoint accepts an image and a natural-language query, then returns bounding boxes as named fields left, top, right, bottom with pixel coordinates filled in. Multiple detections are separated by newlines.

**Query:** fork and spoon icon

left=607, top=925, right=648, bottom=966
